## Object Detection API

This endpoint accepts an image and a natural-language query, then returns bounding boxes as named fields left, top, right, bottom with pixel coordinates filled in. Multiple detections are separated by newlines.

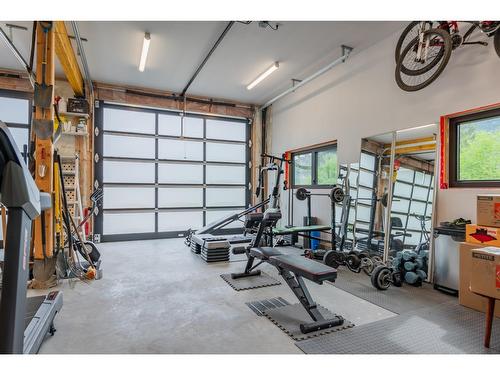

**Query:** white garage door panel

left=206, top=119, right=246, bottom=141
left=158, top=139, right=203, bottom=161
left=206, top=165, right=246, bottom=185
left=206, top=210, right=244, bottom=228
left=206, top=143, right=246, bottom=163
left=0, top=97, right=29, bottom=123
left=158, top=211, right=203, bottom=231
left=103, top=107, right=155, bottom=134
left=206, top=187, right=246, bottom=207
left=104, top=134, right=155, bottom=159
left=158, top=163, right=203, bottom=184
left=103, top=212, right=155, bottom=234
left=103, top=187, right=155, bottom=209
left=158, top=188, right=203, bottom=207
left=103, top=161, right=155, bottom=183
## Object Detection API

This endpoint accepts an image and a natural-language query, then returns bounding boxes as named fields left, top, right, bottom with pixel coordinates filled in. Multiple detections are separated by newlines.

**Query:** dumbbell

left=416, top=269, right=427, bottom=280
left=404, top=271, right=423, bottom=286
left=403, top=261, right=417, bottom=272
left=402, top=250, right=418, bottom=261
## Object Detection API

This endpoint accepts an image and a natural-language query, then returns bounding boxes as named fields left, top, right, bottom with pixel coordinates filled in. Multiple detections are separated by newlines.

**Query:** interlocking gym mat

left=220, top=272, right=281, bottom=291
left=264, top=303, right=355, bottom=341
left=246, top=297, right=290, bottom=316
left=296, top=300, right=500, bottom=354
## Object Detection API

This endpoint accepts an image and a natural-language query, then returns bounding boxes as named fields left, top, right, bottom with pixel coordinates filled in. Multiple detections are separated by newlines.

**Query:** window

left=292, top=144, right=337, bottom=188
left=449, top=108, right=500, bottom=188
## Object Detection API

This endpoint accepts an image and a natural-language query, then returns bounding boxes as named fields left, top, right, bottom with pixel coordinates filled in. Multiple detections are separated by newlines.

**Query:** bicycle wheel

left=395, top=28, right=452, bottom=92
left=394, top=21, right=434, bottom=63
left=494, top=28, right=500, bottom=58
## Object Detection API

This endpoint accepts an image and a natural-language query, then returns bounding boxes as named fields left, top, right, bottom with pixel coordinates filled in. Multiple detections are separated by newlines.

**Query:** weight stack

left=201, top=239, right=230, bottom=263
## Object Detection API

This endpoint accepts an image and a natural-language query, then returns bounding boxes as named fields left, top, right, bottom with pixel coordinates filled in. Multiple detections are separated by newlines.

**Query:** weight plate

left=371, top=265, right=392, bottom=290
left=346, top=254, right=361, bottom=271
left=329, top=186, right=345, bottom=203
left=392, top=271, right=403, bottom=287
left=361, top=257, right=374, bottom=276
left=323, top=250, right=339, bottom=268
left=296, top=187, right=309, bottom=201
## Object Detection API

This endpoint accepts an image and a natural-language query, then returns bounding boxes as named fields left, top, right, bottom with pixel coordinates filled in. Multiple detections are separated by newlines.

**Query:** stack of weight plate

left=190, top=240, right=201, bottom=254
left=200, top=238, right=230, bottom=263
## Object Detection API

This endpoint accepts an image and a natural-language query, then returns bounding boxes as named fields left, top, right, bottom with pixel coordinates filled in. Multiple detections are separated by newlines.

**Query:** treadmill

left=0, top=122, right=63, bottom=354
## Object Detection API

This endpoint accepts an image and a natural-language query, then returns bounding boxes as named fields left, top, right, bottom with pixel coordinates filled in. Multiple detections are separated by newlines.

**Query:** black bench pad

left=250, top=247, right=283, bottom=259
left=268, top=255, right=337, bottom=284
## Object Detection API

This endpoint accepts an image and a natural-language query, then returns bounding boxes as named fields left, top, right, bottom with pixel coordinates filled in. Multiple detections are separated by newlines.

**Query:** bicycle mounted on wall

left=395, top=21, right=500, bottom=92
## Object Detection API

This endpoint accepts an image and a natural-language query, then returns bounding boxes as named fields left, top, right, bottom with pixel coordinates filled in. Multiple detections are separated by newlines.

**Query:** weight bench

left=231, top=246, right=344, bottom=334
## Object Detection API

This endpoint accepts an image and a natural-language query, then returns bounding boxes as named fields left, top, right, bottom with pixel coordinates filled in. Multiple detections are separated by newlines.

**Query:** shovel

left=34, top=22, right=53, bottom=108
left=33, top=22, right=54, bottom=140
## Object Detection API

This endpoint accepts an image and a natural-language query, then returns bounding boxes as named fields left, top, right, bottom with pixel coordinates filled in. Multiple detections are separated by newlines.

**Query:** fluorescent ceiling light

left=138, top=32, right=151, bottom=72
left=397, top=124, right=436, bottom=133
left=247, top=62, right=279, bottom=90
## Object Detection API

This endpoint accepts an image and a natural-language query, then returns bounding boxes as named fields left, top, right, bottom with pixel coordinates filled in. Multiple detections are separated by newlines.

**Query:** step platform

left=200, top=238, right=230, bottom=263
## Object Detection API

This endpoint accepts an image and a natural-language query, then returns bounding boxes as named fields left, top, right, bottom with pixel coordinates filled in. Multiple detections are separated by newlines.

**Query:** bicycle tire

left=395, top=21, right=434, bottom=63
left=395, top=21, right=444, bottom=76
left=395, top=28, right=452, bottom=92
left=494, top=28, right=500, bottom=58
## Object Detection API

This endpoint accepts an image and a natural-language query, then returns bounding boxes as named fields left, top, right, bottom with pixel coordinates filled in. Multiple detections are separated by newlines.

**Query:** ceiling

left=0, top=21, right=404, bottom=104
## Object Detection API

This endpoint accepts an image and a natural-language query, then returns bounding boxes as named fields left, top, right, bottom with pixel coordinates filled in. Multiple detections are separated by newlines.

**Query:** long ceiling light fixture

left=247, top=62, right=279, bottom=90
left=138, top=32, right=151, bottom=72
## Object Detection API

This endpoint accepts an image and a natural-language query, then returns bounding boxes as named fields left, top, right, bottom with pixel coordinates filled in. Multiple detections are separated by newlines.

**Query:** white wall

left=270, top=27, right=500, bottom=225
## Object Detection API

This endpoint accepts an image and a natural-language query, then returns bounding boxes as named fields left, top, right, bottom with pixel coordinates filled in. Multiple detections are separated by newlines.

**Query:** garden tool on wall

left=53, top=96, right=63, bottom=143
left=33, top=21, right=54, bottom=140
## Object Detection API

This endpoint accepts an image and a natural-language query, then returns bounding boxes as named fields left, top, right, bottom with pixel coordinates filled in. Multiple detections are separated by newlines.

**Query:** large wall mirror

left=339, top=124, right=438, bottom=283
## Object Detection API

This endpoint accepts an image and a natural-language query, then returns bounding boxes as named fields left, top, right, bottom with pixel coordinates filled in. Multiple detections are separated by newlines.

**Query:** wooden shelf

left=61, top=131, right=88, bottom=136
left=60, top=111, right=90, bottom=118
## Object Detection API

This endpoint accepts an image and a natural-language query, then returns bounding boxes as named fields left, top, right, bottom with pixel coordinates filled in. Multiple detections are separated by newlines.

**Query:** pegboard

left=61, top=162, right=75, bottom=174
left=63, top=175, right=75, bottom=188
left=65, top=190, right=75, bottom=203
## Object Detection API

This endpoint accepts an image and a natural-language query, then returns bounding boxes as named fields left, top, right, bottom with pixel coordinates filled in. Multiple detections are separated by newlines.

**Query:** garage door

left=94, top=102, right=250, bottom=242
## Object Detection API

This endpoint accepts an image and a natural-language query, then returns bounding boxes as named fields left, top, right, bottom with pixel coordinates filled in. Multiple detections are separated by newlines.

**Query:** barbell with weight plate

left=295, top=186, right=345, bottom=203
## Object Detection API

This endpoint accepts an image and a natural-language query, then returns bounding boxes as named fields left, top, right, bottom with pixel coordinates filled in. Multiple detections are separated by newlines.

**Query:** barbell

left=295, top=186, right=345, bottom=204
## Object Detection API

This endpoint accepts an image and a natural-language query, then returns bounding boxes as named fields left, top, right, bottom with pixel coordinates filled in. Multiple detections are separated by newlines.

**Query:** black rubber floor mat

left=332, top=268, right=455, bottom=314
left=220, top=272, right=280, bottom=291
left=246, top=297, right=290, bottom=316
left=296, top=300, right=500, bottom=354
left=263, top=303, right=354, bottom=341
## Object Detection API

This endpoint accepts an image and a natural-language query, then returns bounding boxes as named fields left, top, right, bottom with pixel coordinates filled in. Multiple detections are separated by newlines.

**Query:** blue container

left=311, top=231, right=320, bottom=250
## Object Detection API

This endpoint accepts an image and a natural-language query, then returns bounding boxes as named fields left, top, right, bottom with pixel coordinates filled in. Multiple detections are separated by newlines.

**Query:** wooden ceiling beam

left=54, top=21, right=84, bottom=97
left=384, top=143, right=436, bottom=155
left=383, top=136, right=436, bottom=149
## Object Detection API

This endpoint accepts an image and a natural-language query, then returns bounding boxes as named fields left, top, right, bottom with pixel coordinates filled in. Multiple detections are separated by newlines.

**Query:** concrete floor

left=32, top=238, right=396, bottom=354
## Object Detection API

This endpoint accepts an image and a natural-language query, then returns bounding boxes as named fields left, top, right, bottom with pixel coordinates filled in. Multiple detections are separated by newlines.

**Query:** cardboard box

left=465, top=224, right=500, bottom=247
left=459, top=242, right=500, bottom=317
left=470, top=247, right=500, bottom=300
left=477, top=194, right=500, bottom=228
